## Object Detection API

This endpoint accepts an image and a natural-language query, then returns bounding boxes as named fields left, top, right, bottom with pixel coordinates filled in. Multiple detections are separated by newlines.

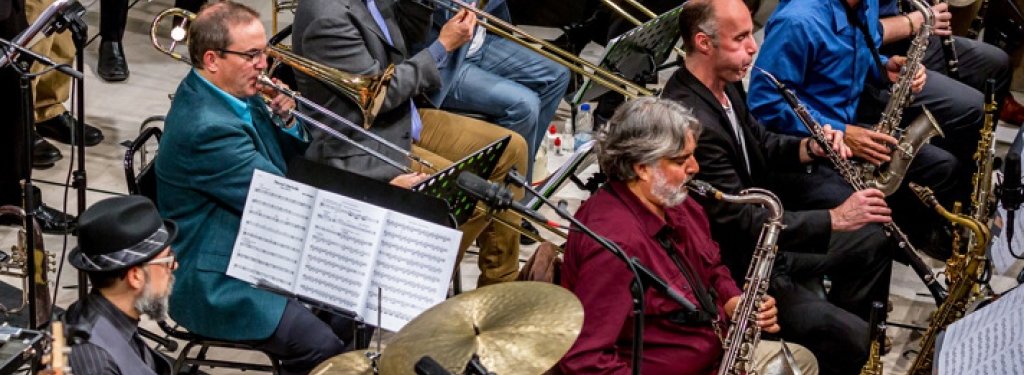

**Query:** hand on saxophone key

left=757, top=296, right=780, bottom=334
left=844, top=126, right=897, bottom=165
left=829, top=189, right=892, bottom=232
left=885, top=56, right=927, bottom=94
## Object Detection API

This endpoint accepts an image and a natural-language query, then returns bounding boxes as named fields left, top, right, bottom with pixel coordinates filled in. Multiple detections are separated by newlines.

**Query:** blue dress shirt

left=748, top=0, right=889, bottom=135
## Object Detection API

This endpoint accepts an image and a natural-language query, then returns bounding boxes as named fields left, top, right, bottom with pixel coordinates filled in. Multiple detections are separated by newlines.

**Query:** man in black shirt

left=64, top=196, right=176, bottom=375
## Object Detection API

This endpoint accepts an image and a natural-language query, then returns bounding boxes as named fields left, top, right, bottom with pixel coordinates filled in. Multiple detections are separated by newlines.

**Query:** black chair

left=124, top=121, right=283, bottom=374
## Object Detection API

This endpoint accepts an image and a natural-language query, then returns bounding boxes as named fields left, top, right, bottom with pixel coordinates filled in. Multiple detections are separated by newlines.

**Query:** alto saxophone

left=907, top=183, right=991, bottom=375
left=860, top=0, right=944, bottom=196
left=686, top=180, right=800, bottom=375
left=0, top=206, right=54, bottom=325
left=755, top=66, right=948, bottom=306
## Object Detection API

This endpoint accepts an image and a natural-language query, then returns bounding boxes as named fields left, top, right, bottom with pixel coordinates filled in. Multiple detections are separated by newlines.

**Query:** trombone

left=150, top=7, right=435, bottom=172
left=426, top=0, right=653, bottom=99
left=149, top=8, right=566, bottom=241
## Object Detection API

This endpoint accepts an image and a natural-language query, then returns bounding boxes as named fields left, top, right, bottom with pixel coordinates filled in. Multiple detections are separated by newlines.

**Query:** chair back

left=124, top=124, right=164, bottom=202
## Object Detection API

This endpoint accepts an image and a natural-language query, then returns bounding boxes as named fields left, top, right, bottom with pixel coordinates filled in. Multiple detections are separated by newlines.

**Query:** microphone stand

left=503, top=170, right=697, bottom=375
left=0, top=36, right=81, bottom=330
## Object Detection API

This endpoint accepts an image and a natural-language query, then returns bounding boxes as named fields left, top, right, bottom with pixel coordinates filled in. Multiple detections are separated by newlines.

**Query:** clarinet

left=933, top=0, right=961, bottom=80
left=755, top=66, right=948, bottom=306
left=686, top=180, right=799, bottom=375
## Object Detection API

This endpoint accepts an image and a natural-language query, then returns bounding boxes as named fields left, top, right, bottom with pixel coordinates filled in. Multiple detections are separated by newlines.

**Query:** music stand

left=412, top=136, right=511, bottom=226
left=570, top=4, right=684, bottom=105
left=286, top=158, right=451, bottom=227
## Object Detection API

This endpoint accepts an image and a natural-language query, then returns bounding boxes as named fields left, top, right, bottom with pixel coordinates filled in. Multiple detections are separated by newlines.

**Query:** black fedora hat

left=69, top=196, right=177, bottom=272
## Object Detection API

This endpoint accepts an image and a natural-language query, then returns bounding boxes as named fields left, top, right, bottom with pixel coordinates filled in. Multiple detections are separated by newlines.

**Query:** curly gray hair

left=596, top=97, right=702, bottom=182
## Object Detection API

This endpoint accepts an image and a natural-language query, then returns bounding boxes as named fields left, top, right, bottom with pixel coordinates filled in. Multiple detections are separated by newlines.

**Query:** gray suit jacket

left=294, top=0, right=438, bottom=181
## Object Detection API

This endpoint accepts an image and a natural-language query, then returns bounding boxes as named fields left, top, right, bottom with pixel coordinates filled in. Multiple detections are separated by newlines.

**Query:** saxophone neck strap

left=841, top=0, right=889, bottom=88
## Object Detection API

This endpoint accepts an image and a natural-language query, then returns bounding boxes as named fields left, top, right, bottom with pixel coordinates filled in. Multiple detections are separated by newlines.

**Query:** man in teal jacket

left=155, top=2, right=350, bottom=374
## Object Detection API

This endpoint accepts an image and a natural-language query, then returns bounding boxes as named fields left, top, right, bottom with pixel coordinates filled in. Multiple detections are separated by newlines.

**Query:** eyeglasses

left=217, top=48, right=266, bottom=64
left=146, top=253, right=178, bottom=271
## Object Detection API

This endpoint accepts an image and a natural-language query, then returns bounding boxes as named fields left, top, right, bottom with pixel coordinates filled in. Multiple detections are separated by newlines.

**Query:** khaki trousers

left=412, top=109, right=528, bottom=287
left=25, top=0, right=74, bottom=122
left=752, top=340, right=820, bottom=375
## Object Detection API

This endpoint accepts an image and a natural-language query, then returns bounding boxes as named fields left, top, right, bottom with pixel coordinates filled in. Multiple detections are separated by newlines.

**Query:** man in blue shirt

left=748, top=0, right=963, bottom=259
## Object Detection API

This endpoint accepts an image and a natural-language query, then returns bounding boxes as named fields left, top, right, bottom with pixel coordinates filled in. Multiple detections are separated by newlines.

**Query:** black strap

left=842, top=0, right=888, bottom=88
left=655, top=228, right=719, bottom=322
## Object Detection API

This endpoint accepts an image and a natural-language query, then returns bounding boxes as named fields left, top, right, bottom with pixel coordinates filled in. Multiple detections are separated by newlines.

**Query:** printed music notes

left=228, top=170, right=463, bottom=332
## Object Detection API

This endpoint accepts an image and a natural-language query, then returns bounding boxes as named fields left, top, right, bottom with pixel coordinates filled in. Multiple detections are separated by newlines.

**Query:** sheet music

left=227, top=170, right=316, bottom=289
left=293, top=190, right=388, bottom=315
left=989, top=204, right=1024, bottom=275
left=364, top=210, right=462, bottom=332
left=938, top=285, right=1024, bottom=375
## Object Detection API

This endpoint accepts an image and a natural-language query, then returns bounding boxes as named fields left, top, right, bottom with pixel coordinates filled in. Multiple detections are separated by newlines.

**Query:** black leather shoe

left=32, top=203, right=76, bottom=234
left=33, top=133, right=62, bottom=169
left=0, top=201, right=76, bottom=234
left=36, top=111, right=104, bottom=146
left=97, top=41, right=129, bottom=82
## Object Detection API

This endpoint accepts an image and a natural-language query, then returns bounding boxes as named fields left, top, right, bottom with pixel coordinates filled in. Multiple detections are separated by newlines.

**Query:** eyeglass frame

left=216, top=48, right=267, bottom=64
left=145, top=252, right=178, bottom=271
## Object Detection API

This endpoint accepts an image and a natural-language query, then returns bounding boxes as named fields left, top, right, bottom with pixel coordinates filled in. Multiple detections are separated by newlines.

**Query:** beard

left=651, top=168, right=688, bottom=207
left=134, top=271, right=173, bottom=321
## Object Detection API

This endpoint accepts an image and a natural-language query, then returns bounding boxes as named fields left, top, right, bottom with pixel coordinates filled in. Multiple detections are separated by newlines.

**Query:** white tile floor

left=2, top=0, right=1024, bottom=373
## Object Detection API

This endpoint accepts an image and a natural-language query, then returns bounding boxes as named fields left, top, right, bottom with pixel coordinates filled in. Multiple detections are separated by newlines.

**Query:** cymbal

left=311, top=351, right=376, bottom=375
left=379, top=281, right=583, bottom=375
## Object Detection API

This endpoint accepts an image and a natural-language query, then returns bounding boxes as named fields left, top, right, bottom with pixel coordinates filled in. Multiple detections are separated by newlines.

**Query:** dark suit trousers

left=1, top=2, right=28, bottom=206
left=249, top=300, right=358, bottom=375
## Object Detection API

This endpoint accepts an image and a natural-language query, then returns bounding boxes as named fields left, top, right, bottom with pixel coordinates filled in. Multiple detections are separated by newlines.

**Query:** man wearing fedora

left=64, top=196, right=175, bottom=375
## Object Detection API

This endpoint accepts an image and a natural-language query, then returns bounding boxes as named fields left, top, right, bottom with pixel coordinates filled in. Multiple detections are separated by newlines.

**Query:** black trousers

left=769, top=224, right=892, bottom=375
left=1, top=0, right=28, bottom=207
left=248, top=300, right=368, bottom=375
left=100, top=0, right=205, bottom=41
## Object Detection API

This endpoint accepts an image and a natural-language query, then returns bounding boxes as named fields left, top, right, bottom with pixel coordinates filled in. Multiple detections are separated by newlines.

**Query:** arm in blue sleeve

left=427, top=40, right=449, bottom=66
left=748, top=17, right=847, bottom=135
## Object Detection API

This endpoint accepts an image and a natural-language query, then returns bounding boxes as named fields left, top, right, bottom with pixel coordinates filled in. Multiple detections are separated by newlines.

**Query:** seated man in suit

left=421, top=0, right=570, bottom=180
left=661, top=1, right=894, bottom=374
left=293, top=0, right=529, bottom=286
left=559, top=97, right=818, bottom=375
left=156, top=3, right=354, bottom=374
left=65, top=196, right=176, bottom=375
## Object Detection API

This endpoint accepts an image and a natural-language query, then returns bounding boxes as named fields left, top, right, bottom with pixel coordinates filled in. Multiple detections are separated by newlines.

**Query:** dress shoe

left=0, top=202, right=76, bottom=234
left=36, top=111, right=105, bottom=146
left=1001, top=96, right=1024, bottom=126
left=97, top=40, right=129, bottom=82
left=33, top=133, right=62, bottom=169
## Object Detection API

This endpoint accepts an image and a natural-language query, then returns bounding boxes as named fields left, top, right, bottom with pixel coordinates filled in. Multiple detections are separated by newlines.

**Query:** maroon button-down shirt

left=559, top=181, right=742, bottom=375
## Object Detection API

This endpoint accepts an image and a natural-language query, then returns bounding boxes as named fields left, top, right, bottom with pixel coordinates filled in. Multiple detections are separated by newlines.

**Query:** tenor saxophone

left=755, top=66, right=948, bottom=306
left=686, top=180, right=799, bottom=375
left=860, top=0, right=944, bottom=196
left=907, top=183, right=991, bottom=375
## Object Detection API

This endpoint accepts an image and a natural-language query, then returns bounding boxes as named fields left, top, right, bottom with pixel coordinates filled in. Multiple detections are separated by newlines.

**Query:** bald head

left=678, top=0, right=750, bottom=55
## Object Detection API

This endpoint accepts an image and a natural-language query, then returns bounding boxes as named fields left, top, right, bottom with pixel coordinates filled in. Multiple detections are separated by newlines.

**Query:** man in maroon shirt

left=559, top=97, right=818, bottom=375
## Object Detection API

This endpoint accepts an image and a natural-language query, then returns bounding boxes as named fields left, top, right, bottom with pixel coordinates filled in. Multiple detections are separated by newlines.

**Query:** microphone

left=1002, top=153, right=1022, bottom=212
left=414, top=356, right=452, bottom=375
left=456, top=172, right=560, bottom=228
left=0, top=0, right=83, bottom=67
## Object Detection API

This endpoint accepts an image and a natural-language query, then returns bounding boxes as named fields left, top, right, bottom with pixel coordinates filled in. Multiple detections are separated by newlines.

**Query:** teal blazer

left=156, top=70, right=307, bottom=341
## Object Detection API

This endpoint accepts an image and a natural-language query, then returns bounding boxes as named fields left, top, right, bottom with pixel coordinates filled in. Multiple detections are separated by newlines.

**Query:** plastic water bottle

left=544, top=124, right=559, bottom=153
left=574, top=103, right=594, bottom=150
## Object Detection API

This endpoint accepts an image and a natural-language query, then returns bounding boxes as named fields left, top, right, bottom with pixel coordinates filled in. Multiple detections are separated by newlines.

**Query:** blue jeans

left=441, top=34, right=570, bottom=179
